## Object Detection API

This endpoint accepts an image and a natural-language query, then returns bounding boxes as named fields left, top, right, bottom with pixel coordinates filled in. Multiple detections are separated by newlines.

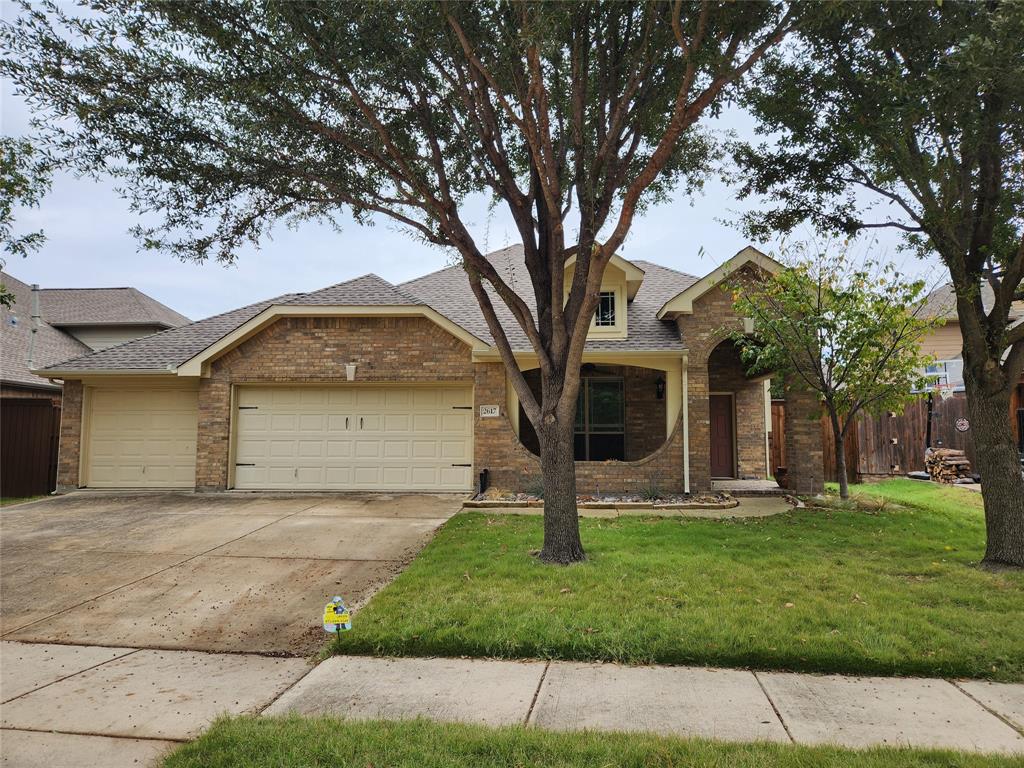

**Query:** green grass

left=334, top=479, right=1023, bottom=681
left=0, top=495, right=47, bottom=507
left=164, top=716, right=1020, bottom=768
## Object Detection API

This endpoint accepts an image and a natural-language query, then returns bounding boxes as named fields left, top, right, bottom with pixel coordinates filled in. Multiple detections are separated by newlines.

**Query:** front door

left=709, top=393, right=735, bottom=478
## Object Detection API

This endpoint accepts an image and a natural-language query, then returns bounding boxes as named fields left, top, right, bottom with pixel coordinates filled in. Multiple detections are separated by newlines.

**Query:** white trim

left=656, top=246, right=784, bottom=319
left=471, top=348, right=686, bottom=363
left=682, top=362, right=690, bottom=494
left=564, top=252, right=646, bottom=300
left=177, top=304, right=490, bottom=377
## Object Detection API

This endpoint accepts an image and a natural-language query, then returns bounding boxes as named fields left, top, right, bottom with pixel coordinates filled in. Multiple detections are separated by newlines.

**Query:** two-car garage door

left=233, top=385, right=473, bottom=491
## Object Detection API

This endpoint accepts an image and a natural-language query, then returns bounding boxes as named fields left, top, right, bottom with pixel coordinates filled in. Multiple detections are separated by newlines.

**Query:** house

left=35, top=246, right=824, bottom=496
left=918, top=281, right=1024, bottom=455
left=1, top=270, right=190, bottom=497
left=2, top=271, right=191, bottom=399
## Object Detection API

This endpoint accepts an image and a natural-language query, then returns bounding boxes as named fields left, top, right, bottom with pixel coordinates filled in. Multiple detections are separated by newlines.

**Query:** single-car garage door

left=85, top=386, right=198, bottom=488
left=233, top=385, right=473, bottom=491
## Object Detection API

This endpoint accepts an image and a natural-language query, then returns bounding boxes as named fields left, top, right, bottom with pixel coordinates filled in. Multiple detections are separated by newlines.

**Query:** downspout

left=682, top=357, right=690, bottom=495
left=26, top=283, right=40, bottom=371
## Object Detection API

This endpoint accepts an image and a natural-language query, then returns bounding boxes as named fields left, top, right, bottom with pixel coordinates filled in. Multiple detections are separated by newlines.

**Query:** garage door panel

left=86, top=387, right=198, bottom=489
left=234, top=385, right=472, bottom=491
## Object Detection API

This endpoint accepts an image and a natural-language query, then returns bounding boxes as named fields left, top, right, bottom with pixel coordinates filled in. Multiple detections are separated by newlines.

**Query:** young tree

left=0, top=137, right=50, bottom=307
left=2, top=1, right=796, bottom=563
left=731, top=2, right=1024, bottom=566
left=732, top=243, right=938, bottom=500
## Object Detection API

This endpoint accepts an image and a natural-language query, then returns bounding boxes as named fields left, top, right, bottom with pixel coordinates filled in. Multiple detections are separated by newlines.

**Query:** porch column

left=686, top=360, right=712, bottom=491
left=783, top=380, right=824, bottom=494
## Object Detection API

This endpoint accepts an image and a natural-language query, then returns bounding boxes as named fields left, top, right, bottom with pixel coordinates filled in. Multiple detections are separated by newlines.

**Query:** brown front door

left=709, top=394, right=735, bottom=478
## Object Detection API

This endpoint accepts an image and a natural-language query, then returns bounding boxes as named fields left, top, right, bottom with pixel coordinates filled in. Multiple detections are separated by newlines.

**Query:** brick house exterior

left=43, top=246, right=823, bottom=496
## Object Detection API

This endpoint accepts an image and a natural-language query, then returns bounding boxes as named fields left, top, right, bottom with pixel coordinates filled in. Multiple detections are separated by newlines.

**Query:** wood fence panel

left=1, top=398, right=61, bottom=498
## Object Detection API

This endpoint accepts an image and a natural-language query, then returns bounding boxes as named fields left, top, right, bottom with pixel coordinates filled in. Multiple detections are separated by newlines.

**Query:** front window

left=595, top=291, right=616, bottom=327
left=574, top=377, right=625, bottom=460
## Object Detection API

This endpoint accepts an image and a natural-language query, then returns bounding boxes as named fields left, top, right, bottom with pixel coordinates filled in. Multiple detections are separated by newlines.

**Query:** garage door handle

left=235, top=463, right=256, bottom=467
left=345, top=417, right=349, bottom=429
left=360, top=417, right=364, bottom=429
left=451, top=463, right=471, bottom=467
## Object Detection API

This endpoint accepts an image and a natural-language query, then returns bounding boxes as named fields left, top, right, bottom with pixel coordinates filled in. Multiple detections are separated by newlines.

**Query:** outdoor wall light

left=345, top=362, right=358, bottom=381
left=656, top=377, right=665, bottom=400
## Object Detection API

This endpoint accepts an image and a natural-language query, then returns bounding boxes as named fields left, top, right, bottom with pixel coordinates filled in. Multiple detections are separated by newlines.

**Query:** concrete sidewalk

left=267, top=655, right=1024, bottom=755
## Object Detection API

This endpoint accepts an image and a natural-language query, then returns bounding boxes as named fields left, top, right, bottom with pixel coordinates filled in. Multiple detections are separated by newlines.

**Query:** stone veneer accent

left=473, top=362, right=685, bottom=494
left=195, top=316, right=475, bottom=490
left=55, top=379, right=83, bottom=491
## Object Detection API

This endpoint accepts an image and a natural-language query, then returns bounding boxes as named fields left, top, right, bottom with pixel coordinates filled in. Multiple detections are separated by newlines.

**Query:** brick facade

left=517, top=365, right=667, bottom=462
left=783, top=379, right=824, bottom=494
left=55, top=379, right=83, bottom=491
left=676, top=271, right=768, bottom=489
left=195, top=316, right=475, bottom=490
left=474, top=362, right=685, bottom=495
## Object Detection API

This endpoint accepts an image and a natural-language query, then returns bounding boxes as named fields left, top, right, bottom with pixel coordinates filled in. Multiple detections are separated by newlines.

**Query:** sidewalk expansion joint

left=0, top=648, right=142, bottom=705
left=752, top=670, right=794, bottom=743
left=949, top=680, right=1024, bottom=737
left=0, top=725, right=187, bottom=744
left=523, top=661, right=550, bottom=726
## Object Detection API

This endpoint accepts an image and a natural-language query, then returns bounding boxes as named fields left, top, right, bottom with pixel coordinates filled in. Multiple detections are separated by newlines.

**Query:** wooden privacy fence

left=1, top=398, right=61, bottom=498
left=771, top=393, right=982, bottom=484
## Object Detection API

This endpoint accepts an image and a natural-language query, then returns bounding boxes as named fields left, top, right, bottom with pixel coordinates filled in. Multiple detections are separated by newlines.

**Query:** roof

left=38, top=286, right=190, bottom=328
left=39, top=247, right=701, bottom=374
left=920, top=282, right=1024, bottom=322
left=1, top=272, right=91, bottom=389
left=400, top=245, right=696, bottom=351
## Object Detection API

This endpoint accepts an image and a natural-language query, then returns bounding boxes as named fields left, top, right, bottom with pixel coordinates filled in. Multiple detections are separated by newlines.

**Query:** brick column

left=783, top=383, right=824, bottom=494
left=686, top=362, right=711, bottom=491
left=56, top=379, right=84, bottom=491
left=195, top=377, right=231, bottom=491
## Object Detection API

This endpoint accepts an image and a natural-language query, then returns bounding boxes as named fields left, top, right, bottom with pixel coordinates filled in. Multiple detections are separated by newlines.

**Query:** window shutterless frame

left=574, top=376, right=625, bottom=461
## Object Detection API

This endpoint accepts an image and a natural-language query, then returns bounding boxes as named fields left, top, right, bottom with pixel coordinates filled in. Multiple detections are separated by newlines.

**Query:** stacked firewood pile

left=925, top=448, right=972, bottom=483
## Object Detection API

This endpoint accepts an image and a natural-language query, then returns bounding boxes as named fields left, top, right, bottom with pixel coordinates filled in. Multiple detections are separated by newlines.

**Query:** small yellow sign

left=323, top=603, right=350, bottom=626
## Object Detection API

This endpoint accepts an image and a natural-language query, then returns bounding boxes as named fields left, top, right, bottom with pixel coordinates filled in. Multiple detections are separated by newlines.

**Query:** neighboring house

left=37, top=246, right=824, bottom=496
left=1, top=270, right=190, bottom=497
left=917, top=282, right=1024, bottom=456
left=2, top=270, right=191, bottom=399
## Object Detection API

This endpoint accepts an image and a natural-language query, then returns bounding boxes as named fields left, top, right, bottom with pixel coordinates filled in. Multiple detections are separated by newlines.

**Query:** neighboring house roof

left=1, top=272, right=91, bottom=390
left=38, top=286, right=190, bottom=328
left=38, top=246, right=704, bottom=374
left=920, top=282, right=1024, bottom=322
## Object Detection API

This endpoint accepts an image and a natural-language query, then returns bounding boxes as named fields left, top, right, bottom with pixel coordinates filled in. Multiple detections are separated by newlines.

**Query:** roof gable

left=656, top=246, right=781, bottom=319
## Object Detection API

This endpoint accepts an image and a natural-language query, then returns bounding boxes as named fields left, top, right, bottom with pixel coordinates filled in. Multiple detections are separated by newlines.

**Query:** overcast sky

left=1, top=12, right=940, bottom=323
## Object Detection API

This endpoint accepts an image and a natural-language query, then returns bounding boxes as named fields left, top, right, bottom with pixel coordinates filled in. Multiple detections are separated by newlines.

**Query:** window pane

left=573, top=433, right=587, bottom=460
left=588, top=379, right=623, bottom=431
left=575, top=389, right=585, bottom=431
left=588, top=433, right=624, bottom=461
left=595, top=291, right=616, bottom=327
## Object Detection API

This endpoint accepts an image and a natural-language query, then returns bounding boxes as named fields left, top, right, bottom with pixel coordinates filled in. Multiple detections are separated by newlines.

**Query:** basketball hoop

left=935, top=382, right=954, bottom=401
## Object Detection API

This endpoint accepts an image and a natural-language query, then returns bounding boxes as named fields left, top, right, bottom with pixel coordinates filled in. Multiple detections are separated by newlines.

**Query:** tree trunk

left=828, top=409, right=850, bottom=500
left=537, top=417, right=585, bottom=564
left=962, top=368, right=1024, bottom=568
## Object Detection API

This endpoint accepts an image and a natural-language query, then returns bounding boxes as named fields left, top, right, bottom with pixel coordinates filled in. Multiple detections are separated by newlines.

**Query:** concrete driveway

left=0, top=492, right=459, bottom=655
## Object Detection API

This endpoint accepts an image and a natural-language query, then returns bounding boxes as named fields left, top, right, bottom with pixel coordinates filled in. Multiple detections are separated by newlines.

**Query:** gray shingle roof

left=39, top=294, right=298, bottom=371
left=38, top=286, right=190, bottom=328
left=286, top=273, right=418, bottom=306
left=39, top=249, right=698, bottom=373
left=920, top=282, right=1024, bottom=321
left=2, top=272, right=91, bottom=388
left=399, top=245, right=696, bottom=351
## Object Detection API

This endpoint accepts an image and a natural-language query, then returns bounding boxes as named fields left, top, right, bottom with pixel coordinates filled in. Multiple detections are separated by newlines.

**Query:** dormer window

left=595, top=291, right=616, bottom=327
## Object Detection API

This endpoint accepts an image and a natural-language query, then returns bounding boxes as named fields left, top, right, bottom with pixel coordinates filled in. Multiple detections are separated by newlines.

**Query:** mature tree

left=732, top=243, right=938, bottom=500
left=2, top=0, right=796, bottom=563
left=0, top=137, right=50, bottom=307
left=732, top=2, right=1024, bottom=566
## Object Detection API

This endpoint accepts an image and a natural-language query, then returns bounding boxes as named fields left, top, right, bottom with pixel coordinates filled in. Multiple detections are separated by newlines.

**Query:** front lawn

left=164, top=716, right=1019, bottom=768
left=336, top=479, right=1024, bottom=681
